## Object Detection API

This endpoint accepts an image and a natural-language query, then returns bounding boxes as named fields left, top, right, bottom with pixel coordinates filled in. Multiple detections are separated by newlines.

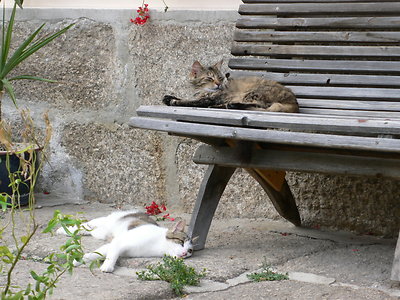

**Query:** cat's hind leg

left=226, top=102, right=264, bottom=111
left=56, top=216, right=107, bottom=236
left=56, top=223, right=92, bottom=236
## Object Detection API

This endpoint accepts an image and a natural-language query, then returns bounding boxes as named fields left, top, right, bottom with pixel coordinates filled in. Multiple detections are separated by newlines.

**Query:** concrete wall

left=5, top=8, right=399, bottom=237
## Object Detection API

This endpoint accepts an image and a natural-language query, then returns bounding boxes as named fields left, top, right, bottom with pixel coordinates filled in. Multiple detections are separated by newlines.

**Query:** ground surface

left=1, top=195, right=399, bottom=299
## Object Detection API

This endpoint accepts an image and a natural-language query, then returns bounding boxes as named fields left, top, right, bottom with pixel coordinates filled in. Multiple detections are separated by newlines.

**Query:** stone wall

left=5, top=8, right=399, bottom=237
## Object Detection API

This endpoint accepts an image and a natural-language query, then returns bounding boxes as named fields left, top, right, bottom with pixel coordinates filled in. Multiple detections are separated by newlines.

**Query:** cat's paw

left=82, top=252, right=98, bottom=263
left=100, top=261, right=115, bottom=273
left=56, top=225, right=79, bottom=235
left=56, top=227, right=66, bottom=235
left=162, top=95, right=179, bottom=106
left=73, top=259, right=83, bottom=267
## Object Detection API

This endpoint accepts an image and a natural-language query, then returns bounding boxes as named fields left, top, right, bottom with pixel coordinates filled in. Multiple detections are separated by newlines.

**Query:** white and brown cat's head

left=166, top=220, right=194, bottom=258
left=189, top=60, right=226, bottom=92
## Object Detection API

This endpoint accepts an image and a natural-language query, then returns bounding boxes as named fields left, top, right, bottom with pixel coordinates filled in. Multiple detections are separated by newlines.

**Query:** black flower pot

left=0, top=149, right=38, bottom=207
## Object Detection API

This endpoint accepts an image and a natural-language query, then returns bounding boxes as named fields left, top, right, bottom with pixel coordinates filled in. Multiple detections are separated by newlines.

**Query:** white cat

left=56, top=210, right=194, bottom=273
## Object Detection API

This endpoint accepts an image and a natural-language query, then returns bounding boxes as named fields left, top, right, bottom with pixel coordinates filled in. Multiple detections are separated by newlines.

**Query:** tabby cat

left=162, top=61, right=299, bottom=113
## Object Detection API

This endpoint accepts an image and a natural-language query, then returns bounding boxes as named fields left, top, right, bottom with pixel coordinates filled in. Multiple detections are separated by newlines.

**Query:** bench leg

left=188, top=164, right=235, bottom=250
left=247, top=169, right=301, bottom=226
left=391, top=229, right=400, bottom=283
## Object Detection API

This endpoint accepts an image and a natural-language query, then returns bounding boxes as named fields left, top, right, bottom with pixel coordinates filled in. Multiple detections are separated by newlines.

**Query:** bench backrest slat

left=243, top=0, right=400, bottom=3
left=239, top=3, right=400, bottom=14
left=230, top=0, right=400, bottom=116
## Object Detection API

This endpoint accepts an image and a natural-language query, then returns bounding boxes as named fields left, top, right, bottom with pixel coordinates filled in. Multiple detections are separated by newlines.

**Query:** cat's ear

left=190, top=61, right=203, bottom=78
left=171, top=220, right=186, bottom=233
left=213, top=60, right=223, bottom=70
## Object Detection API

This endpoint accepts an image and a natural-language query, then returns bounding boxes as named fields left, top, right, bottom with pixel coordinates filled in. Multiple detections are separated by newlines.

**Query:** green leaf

left=42, top=219, right=57, bottom=233
left=21, top=235, right=29, bottom=244
left=14, top=0, right=24, bottom=9
left=1, top=23, right=75, bottom=79
left=30, top=270, right=40, bottom=281
left=1, top=3, right=17, bottom=71
left=8, top=75, right=58, bottom=83
left=0, top=23, right=45, bottom=78
left=1, top=78, right=17, bottom=107
left=0, top=197, right=11, bottom=211
left=24, top=283, right=32, bottom=295
left=64, top=244, right=80, bottom=253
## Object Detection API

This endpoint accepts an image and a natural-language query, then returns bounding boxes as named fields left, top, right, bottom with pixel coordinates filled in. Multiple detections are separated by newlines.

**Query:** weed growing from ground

left=247, top=261, right=288, bottom=282
left=136, top=255, right=206, bottom=296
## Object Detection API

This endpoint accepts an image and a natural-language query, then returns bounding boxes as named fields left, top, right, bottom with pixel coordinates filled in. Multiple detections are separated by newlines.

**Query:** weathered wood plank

left=232, top=44, right=400, bottom=58
left=289, top=86, right=400, bottom=100
left=391, top=230, right=400, bottom=282
left=135, top=105, right=400, bottom=134
left=229, top=58, right=400, bottom=74
left=137, top=104, right=400, bottom=119
left=239, top=3, right=400, bottom=15
left=129, top=117, right=400, bottom=153
left=247, top=169, right=301, bottom=226
left=230, top=71, right=400, bottom=88
left=193, top=145, right=400, bottom=178
left=243, top=0, right=400, bottom=3
left=188, top=165, right=235, bottom=250
left=299, top=108, right=400, bottom=118
left=297, top=99, right=400, bottom=111
left=237, top=16, right=400, bottom=29
left=233, top=30, right=400, bottom=43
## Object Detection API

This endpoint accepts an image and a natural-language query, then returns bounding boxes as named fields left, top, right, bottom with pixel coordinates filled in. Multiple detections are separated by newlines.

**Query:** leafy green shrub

left=137, top=255, right=206, bottom=296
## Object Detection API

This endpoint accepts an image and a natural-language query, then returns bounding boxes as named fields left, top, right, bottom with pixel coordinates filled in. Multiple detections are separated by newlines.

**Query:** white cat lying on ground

left=56, top=210, right=194, bottom=273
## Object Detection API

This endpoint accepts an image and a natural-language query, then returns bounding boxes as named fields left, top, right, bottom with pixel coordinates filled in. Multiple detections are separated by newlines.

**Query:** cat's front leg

left=162, top=93, right=223, bottom=108
left=162, top=95, right=181, bottom=106
left=74, top=244, right=110, bottom=267
left=100, top=245, right=121, bottom=273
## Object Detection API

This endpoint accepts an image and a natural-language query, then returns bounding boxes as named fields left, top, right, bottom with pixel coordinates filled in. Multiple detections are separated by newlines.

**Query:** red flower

left=145, top=201, right=175, bottom=221
left=145, top=201, right=162, bottom=215
left=162, top=213, right=175, bottom=221
left=131, top=3, right=150, bottom=25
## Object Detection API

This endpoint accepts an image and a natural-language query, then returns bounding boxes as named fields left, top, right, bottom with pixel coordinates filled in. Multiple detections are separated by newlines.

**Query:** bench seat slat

left=237, top=16, right=400, bottom=29
left=129, top=116, right=400, bottom=153
left=289, top=86, right=400, bottom=100
left=137, top=105, right=400, bottom=119
left=239, top=3, right=400, bottom=15
left=135, top=106, right=400, bottom=135
left=229, top=58, right=400, bottom=74
left=231, top=71, right=400, bottom=87
left=234, top=31, right=400, bottom=43
left=299, top=108, right=400, bottom=117
left=297, top=99, right=400, bottom=111
left=232, top=44, right=400, bottom=58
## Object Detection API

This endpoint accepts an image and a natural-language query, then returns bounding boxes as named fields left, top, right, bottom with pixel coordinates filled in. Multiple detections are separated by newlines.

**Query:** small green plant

left=0, top=209, right=86, bottom=299
left=247, top=261, right=288, bottom=282
left=136, top=255, right=206, bottom=297
left=0, top=111, right=87, bottom=299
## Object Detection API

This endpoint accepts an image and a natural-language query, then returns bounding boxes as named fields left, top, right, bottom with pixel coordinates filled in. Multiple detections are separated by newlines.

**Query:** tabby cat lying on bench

left=163, top=61, right=299, bottom=113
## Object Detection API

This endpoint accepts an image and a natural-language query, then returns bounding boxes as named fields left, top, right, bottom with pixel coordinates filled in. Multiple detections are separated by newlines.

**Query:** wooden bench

left=129, top=0, right=400, bottom=282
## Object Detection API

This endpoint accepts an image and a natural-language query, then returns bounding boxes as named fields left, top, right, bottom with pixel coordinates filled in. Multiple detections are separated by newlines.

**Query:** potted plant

left=0, top=0, right=73, bottom=206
